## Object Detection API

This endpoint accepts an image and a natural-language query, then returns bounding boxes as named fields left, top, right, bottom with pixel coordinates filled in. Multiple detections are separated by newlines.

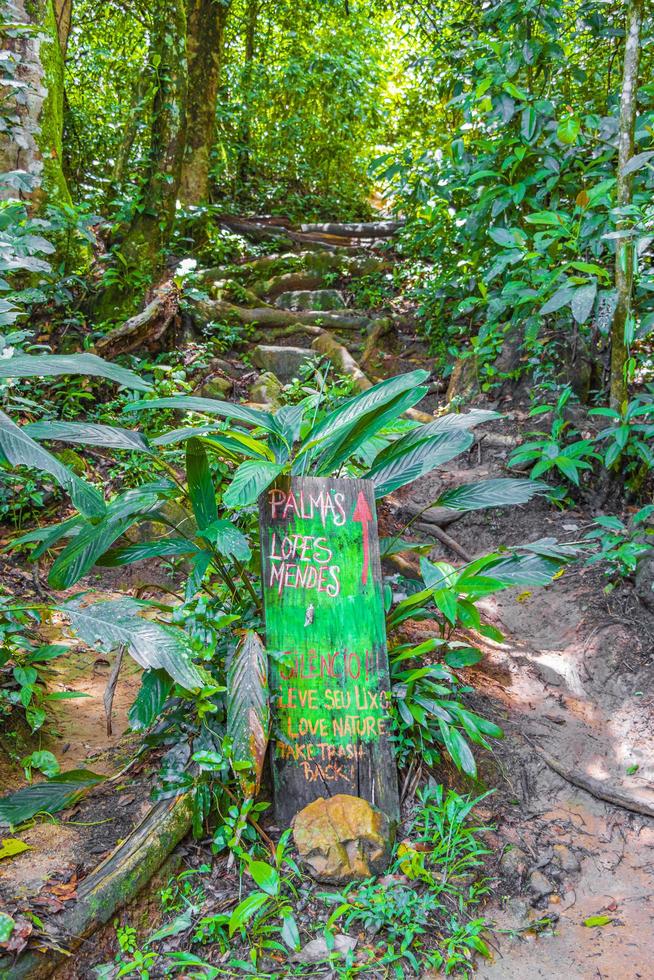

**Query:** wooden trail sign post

left=259, top=476, right=400, bottom=825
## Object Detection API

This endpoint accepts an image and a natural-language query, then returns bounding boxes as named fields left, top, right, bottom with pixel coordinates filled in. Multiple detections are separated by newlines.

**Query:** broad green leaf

left=0, top=912, right=14, bottom=943
left=0, top=353, right=150, bottom=391
left=60, top=597, right=208, bottom=691
left=25, top=421, right=153, bottom=454
left=198, top=519, right=251, bottom=561
left=539, top=286, right=575, bottom=315
left=228, top=891, right=269, bottom=937
left=434, top=478, right=548, bottom=511
left=248, top=860, right=279, bottom=896
left=124, top=395, right=276, bottom=433
left=227, top=631, right=269, bottom=796
left=445, top=648, right=483, bottom=668
left=582, top=915, right=613, bottom=928
left=128, top=669, right=174, bottom=730
left=557, top=116, right=580, bottom=144
left=368, top=430, right=473, bottom=498
left=371, top=410, right=499, bottom=465
left=223, top=460, right=283, bottom=508
left=571, top=282, right=597, bottom=324
left=0, top=411, right=105, bottom=519
left=152, top=425, right=274, bottom=461
left=621, top=150, right=654, bottom=177
left=0, top=770, right=104, bottom=828
left=313, top=386, right=429, bottom=476
left=49, top=512, right=152, bottom=588
left=186, top=438, right=218, bottom=530
left=97, top=538, right=199, bottom=567
left=296, top=369, right=429, bottom=459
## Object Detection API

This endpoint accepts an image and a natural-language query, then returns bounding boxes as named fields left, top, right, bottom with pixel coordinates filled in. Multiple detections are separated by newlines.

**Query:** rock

left=529, top=870, right=553, bottom=897
left=552, top=844, right=581, bottom=872
left=292, top=934, right=357, bottom=964
left=292, top=794, right=394, bottom=884
left=196, top=375, right=232, bottom=398
left=446, top=356, right=479, bottom=403
left=251, top=345, right=315, bottom=383
left=275, top=288, right=347, bottom=312
left=249, top=371, right=282, bottom=408
left=500, top=846, right=529, bottom=876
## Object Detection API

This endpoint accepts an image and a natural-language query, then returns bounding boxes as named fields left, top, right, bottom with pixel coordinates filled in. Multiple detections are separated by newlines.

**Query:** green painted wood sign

left=259, top=475, right=399, bottom=824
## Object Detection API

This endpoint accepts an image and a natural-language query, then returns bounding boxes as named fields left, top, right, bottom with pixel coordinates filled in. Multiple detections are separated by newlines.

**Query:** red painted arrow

left=352, top=490, right=373, bottom=586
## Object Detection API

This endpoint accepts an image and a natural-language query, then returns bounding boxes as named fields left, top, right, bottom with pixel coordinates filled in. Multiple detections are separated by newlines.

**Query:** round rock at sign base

left=291, top=794, right=395, bottom=884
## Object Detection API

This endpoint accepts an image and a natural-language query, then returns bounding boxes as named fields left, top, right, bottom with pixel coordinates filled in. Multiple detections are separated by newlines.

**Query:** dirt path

left=400, top=419, right=654, bottom=978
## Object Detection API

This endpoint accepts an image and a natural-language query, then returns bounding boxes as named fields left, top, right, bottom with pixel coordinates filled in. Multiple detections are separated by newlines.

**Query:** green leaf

left=0, top=912, right=14, bottom=943
left=223, top=460, right=283, bottom=508
left=227, top=631, right=269, bottom=796
left=124, top=395, right=276, bottom=432
left=539, top=286, right=575, bottom=315
left=582, top=915, right=613, bottom=928
left=367, top=431, right=473, bottom=498
left=186, top=438, right=218, bottom=530
left=444, top=648, right=483, bottom=668
left=129, top=669, right=174, bottom=730
left=571, top=282, right=597, bottom=324
left=0, top=411, right=105, bottom=519
left=434, top=478, right=548, bottom=511
left=60, top=597, right=208, bottom=691
left=0, top=837, right=31, bottom=860
left=228, top=892, right=269, bottom=937
left=280, top=914, right=301, bottom=951
left=248, top=860, right=279, bottom=896
left=198, top=519, right=251, bottom=561
left=557, top=116, right=580, bottom=144
left=25, top=421, right=153, bottom=454
left=98, top=538, right=199, bottom=567
left=372, top=410, right=499, bottom=466
left=48, top=512, right=147, bottom=588
left=521, top=105, right=538, bottom=142
left=297, top=370, right=429, bottom=459
left=0, top=771, right=104, bottom=828
left=0, top=353, right=150, bottom=391
left=621, top=150, right=654, bottom=177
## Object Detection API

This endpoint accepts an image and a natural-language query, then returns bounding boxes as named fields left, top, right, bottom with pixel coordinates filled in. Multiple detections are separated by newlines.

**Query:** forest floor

left=2, top=221, right=653, bottom=978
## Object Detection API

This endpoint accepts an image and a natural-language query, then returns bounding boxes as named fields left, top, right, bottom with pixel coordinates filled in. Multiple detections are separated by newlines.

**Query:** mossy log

left=300, top=220, right=405, bottom=238
left=190, top=296, right=371, bottom=332
left=0, top=795, right=193, bottom=979
left=94, top=283, right=179, bottom=358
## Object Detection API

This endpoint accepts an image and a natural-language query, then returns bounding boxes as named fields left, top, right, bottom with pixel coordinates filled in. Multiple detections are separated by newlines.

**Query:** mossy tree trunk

left=236, top=0, right=258, bottom=187
left=0, top=0, right=72, bottom=207
left=179, top=0, right=231, bottom=204
left=118, top=0, right=188, bottom=275
left=609, top=0, right=643, bottom=410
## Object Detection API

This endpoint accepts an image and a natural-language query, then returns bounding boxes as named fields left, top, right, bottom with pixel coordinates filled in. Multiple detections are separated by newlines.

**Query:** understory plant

left=0, top=355, right=572, bottom=830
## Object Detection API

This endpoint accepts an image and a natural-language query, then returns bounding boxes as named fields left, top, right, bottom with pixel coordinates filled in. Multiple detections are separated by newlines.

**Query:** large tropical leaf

left=227, top=631, right=269, bottom=796
left=312, top=386, right=430, bottom=476
left=10, top=515, right=83, bottom=558
left=434, top=478, right=548, bottom=511
left=186, top=438, right=218, bottom=530
left=222, top=460, right=284, bottom=508
left=0, top=770, right=104, bottom=828
left=198, top=519, right=251, bottom=561
left=60, top=597, right=208, bottom=690
left=128, top=670, right=174, bottom=731
left=367, top=430, right=474, bottom=498
left=97, top=538, right=200, bottom=566
left=25, top=421, right=153, bottom=454
left=124, top=395, right=276, bottom=433
left=295, top=369, right=429, bottom=460
left=374, top=410, right=501, bottom=465
left=0, top=411, right=105, bottom=519
left=152, top=426, right=274, bottom=461
left=48, top=489, right=168, bottom=588
left=0, top=353, right=150, bottom=391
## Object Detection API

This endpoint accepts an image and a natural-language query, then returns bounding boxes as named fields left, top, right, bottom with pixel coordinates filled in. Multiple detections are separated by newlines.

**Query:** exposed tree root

left=416, top=522, right=473, bottom=561
left=525, top=736, right=654, bottom=818
left=94, top=283, right=179, bottom=358
left=311, top=332, right=371, bottom=390
left=300, top=219, right=405, bottom=238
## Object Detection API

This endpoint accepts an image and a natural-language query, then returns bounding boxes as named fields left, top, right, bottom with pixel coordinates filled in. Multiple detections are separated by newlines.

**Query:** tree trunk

left=237, top=0, right=258, bottom=186
left=179, top=0, right=231, bottom=204
left=609, top=0, right=643, bottom=410
left=53, top=0, right=73, bottom=57
left=119, top=0, right=188, bottom=273
left=0, top=0, right=72, bottom=207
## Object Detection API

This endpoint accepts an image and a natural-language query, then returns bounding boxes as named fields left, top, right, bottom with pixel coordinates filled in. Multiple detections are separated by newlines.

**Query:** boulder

left=251, top=345, right=315, bottom=383
left=275, top=289, right=347, bottom=312
left=196, top=375, right=233, bottom=399
left=292, top=794, right=394, bottom=884
left=249, top=371, right=282, bottom=408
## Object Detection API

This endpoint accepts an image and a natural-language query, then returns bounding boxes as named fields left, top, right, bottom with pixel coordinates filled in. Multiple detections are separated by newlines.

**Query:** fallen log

left=300, top=220, right=405, bottom=238
left=94, top=283, right=178, bottom=358
left=0, top=794, right=193, bottom=979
